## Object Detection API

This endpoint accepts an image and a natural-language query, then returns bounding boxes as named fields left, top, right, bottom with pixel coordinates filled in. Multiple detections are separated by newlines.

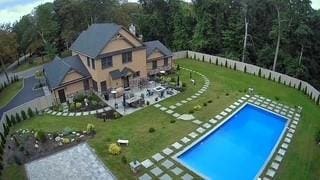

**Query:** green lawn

left=2, top=59, right=320, bottom=180
left=0, top=80, right=23, bottom=108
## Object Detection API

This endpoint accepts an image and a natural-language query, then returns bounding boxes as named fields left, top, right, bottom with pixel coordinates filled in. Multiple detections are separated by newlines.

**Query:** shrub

left=203, top=102, right=207, bottom=106
left=114, top=112, right=120, bottom=119
left=63, top=127, right=73, bottom=135
left=189, top=109, right=194, bottom=114
left=108, top=143, right=121, bottom=155
left=63, top=138, right=70, bottom=144
left=298, top=82, right=302, bottom=91
left=121, top=155, right=128, bottom=164
left=317, top=95, right=320, bottom=105
left=225, top=61, right=228, bottom=67
left=149, top=127, right=155, bottom=133
left=268, top=72, right=271, bottom=80
left=207, top=100, right=213, bottom=103
left=182, top=82, right=187, bottom=87
left=27, top=108, right=34, bottom=118
left=75, top=102, right=82, bottom=109
left=15, top=113, right=21, bottom=123
left=193, top=105, right=201, bottom=111
left=225, top=93, right=229, bottom=96
left=233, top=63, right=236, bottom=70
left=176, top=64, right=180, bottom=71
left=170, top=119, right=176, bottom=123
left=2, top=124, right=8, bottom=136
left=278, top=76, right=281, bottom=83
left=244, top=66, right=247, bottom=73
left=10, top=114, right=16, bottom=125
left=87, top=124, right=95, bottom=134
left=316, top=130, right=320, bottom=144
left=5, top=115, right=11, bottom=127
left=0, top=132, right=6, bottom=144
left=74, top=94, right=86, bottom=103
left=34, top=130, right=46, bottom=142
left=275, top=96, right=280, bottom=101
left=258, top=68, right=261, bottom=77
left=21, top=110, right=27, bottom=120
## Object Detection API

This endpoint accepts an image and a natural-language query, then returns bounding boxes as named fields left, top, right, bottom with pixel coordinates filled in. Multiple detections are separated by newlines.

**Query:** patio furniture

left=117, top=139, right=129, bottom=146
left=126, top=96, right=141, bottom=107
left=153, top=86, right=166, bottom=95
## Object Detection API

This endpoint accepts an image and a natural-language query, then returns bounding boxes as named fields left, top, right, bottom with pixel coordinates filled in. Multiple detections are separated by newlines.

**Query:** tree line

left=0, top=0, right=320, bottom=89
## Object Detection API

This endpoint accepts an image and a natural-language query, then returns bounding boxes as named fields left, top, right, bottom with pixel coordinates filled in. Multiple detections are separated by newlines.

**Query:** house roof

left=109, top=67, right=135, bottom=80
left=70, top=23, right=122, bottom=58
left=144, top=40, right=173, bottom=57
left=44, top=55, right=91, bottom=89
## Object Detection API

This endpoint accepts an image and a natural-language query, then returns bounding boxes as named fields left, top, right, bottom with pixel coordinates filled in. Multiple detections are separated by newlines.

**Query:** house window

left=152, top=61, right=157, bottom=70
left=100, top=81, right=107, bottom=92
left=122, top=51, right=132, bottom=64
left=92, top=80, right=98, bottom=91
left=86, top=57, right=90, bottom=67
left=91, top=59, right=95, bottom=69
left=101, top=56, right=113, bottom=69
left=164, top=58, right=168, bottom=66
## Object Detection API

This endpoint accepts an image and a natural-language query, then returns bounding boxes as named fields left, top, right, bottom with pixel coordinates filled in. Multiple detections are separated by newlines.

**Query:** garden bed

left=51, top=93, right=107, bottom=112
left=3, top=125, right=95, bottom=166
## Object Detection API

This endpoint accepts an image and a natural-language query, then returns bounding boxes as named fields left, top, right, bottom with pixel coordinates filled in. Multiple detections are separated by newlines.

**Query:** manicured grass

left=3, top=59, right=320, bottom=179
left=2, top=164, right=26, bottom=180
left=0, top=80, right=23, bottom=108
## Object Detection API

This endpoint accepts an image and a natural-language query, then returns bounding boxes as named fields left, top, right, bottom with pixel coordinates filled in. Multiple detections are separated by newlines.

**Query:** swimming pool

left=176, top=104, right=288, bottom=180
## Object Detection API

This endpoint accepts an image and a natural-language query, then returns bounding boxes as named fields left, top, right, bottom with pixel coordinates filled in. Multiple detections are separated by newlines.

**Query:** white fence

left=173, top=50, right=320, bottom=104
left=0, top=94, right=53, bottom=132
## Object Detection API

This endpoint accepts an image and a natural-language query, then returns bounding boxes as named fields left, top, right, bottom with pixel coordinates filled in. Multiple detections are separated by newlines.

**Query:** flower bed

left=3, top=126, right=95, bottom=166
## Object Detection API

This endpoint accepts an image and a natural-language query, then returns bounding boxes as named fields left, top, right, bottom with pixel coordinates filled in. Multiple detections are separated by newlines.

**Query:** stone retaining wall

left=173, top=50, right=320, bottom=104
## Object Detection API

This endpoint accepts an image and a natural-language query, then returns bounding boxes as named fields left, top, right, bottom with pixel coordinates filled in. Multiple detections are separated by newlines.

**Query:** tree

left=0, top=29, right=18, bottom=82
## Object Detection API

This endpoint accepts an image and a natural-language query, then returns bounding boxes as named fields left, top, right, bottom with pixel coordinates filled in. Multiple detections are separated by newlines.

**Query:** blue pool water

left=177, top=104, right=287, bottom=180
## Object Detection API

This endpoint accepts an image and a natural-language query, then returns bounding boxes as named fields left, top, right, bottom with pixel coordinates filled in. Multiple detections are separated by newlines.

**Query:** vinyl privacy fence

left=173, top=50, right=320, bottom=105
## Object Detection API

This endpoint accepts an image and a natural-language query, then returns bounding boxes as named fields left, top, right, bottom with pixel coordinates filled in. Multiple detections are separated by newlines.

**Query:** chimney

left=129, top=24, right=136, bottom=36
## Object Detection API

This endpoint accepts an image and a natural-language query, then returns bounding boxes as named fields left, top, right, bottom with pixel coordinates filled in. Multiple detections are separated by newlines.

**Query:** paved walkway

left=25, top=143, right=116, bottom=180
left=44, top=106, right=112, bottom=117
left=0, top=76, right=44, bottom=119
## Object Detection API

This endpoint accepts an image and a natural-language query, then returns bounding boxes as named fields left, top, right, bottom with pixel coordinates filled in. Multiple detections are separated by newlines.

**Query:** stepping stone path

left=141, top=159, right=153, bottom=168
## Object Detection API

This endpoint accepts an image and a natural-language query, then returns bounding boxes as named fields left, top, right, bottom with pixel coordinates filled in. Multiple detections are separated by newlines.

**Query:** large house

left=44, top=23, right=173, bottom=103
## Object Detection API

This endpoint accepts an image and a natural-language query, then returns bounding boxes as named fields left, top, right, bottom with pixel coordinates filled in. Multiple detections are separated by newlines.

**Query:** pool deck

left=139, top=88, right=302, bottom=180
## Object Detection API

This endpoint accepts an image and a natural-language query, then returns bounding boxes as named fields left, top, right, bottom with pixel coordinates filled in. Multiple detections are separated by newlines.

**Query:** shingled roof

left=44, top=55, right=91, bottom=89
left=70, top=23, right=122, bottom=58
left=144, top=40, right=173, bottom=57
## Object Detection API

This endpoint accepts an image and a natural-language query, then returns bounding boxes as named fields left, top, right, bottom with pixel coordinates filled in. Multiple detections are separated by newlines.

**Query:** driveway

left=0, top=76, right=44, bottom=119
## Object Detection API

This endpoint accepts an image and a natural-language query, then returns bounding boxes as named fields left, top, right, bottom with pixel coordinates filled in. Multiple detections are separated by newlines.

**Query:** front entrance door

left=58, top=89, right=66, bottom=103
left=123, top=76, right=129, bottom=88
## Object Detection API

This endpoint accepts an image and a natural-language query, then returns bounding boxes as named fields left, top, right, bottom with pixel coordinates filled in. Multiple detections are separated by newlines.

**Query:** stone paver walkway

left=45, top=106, right=112, bottom=117
left=25, top=143, right=116, bottom=180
